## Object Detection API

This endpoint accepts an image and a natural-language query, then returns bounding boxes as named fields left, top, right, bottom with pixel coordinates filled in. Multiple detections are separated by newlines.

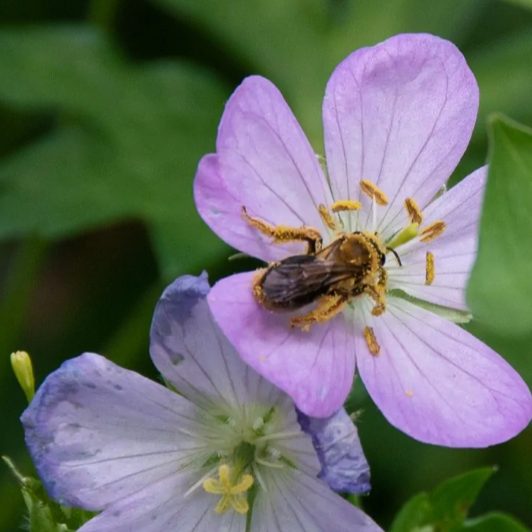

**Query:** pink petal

left=356, top=299, right=532, bottom=447
left=195, top=76, right=333, bottom=261
left=208, top=272, right=355, bottom=418
left=252, top=469, right=383, bottom=532
left=150, top=272, right=284, bottom=411
left=323, top=33, right=479, bottom=236
left=388, top=166, right=487, bottom=309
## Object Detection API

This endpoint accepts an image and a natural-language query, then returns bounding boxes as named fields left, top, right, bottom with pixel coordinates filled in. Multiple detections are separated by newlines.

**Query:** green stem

left=88, top=0, right=122, bottom=32
left=0, top=235, right=47, bottom=357
left=102, top=282, right=164, bottom=367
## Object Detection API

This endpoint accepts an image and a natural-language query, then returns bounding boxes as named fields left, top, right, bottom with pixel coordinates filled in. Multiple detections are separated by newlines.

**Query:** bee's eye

left=380, top=253, right=386, bottom=266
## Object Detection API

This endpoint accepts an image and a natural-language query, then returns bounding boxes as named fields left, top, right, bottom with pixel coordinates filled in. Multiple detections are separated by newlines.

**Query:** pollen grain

left=359, top=180, right=389, bottom=206
left=425, top=252, right=435, bottom=286
left=363, top=326, right=380, bottom=356
left=404, top=197, right=423, bottom=224
left=331, top=200, right=362, bottom=212
left=420, top=221, right=446, bottom=243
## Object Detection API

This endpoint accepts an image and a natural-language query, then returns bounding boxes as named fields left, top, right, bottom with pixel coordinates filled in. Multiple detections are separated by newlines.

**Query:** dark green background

left=1, top=0, right=532, bottom=530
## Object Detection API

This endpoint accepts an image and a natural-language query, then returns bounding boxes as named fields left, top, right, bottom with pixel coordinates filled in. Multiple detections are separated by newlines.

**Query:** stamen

left=359, top=180, right=389, bottom=206
left=425, top=251, right=435, bottom=285
left=404, top=198, right=423, bottom=224
left=420, top=221, right=446, bottom=243
left=203, top=465, right=254, bottom=515
left=330, top=200, right=362, bottom=212
left=318, top=204, right=337, bottom=230
left=363, top=326, right=380, bottom=356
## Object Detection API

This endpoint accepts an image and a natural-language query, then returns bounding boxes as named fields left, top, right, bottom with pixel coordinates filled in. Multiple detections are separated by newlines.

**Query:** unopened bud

left=10, top=351, right=35, bottom=403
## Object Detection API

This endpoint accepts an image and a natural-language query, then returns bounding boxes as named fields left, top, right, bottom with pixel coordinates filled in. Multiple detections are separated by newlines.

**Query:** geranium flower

left=21, top=274, right=381, bottom=532
left=194, top=33, right=532, bottom=447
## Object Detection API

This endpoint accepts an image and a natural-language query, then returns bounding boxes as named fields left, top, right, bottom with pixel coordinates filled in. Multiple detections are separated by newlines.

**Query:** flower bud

left=11, top=351, right=35, bottom=403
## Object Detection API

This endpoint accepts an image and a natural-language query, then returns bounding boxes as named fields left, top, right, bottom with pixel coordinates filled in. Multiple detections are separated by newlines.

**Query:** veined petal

left=208, top=272, right=355, bottom=418
left=251, top=469, right=383, bottom=532
left=388, top=166, right=487, bottom=309
left=78, top=472, right=246, bottom=532
left=150, top=273, right=284, bottom=413
left=195, top=155, right=292, bottom=262
left=195, top=76, right=333, bottom=261
left=323, top=33, right=478, bottom=236
left=21, top=353, right=209, bottom=509
left=355, top=299, right=532, bottom=447
left=297, top=408, right=370, bottom=494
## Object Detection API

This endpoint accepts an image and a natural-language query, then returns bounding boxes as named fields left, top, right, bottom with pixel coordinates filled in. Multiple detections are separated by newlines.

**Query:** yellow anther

left=318, top=204, right=337, bottom=230
left=330, top=200, right=362, bottom=212
left=420, top=221, right=446, bottom=243
left=359, top=180, right=389, bottom=206
left=425, top=251, right=435, bottom=286
left=203, top=465, right=254, bottom=515
left=386, top=223, right=419, bottom=250
left=405, top=391, right=414, bottom=397
left=404, top=198, right=423, bottom=225
left=363, top=326, right=380, bottom=356
left=10, top=351, right=35, bottom=403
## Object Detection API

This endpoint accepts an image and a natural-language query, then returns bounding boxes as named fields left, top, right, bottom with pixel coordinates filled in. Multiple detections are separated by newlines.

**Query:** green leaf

left=458, top=513, right=532, bottom=532
left=390, top=468, right=496, bottom=532
left=469, top=32, right=532, bottom=145
left=0, top=26, right=230, bottom=280
left=467, top=115, right=532, bottom=336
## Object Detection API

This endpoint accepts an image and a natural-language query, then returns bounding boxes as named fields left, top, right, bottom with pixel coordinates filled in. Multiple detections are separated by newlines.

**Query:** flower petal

left=297, top=408, right=370, bottom=494
left=251, top=469, right=383, bottom=532
left=388, top=166, right=486, bottom=310
left=195, top=76, right=333, bottom=261
left=323, top=33, right=479, bottom=236
left=150, top=272, right=284, bottom=412
left=355, top=299, right=532, bottom=447
left=21, top=353, right=208, bottom=509
left=208, top=272, right=355, bottom=418
left=77, top=472, right=246, bottom=532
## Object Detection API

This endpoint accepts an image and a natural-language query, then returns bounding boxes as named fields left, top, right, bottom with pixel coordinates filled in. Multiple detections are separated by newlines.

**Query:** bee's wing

left=262, top=255, right=361, bottom=304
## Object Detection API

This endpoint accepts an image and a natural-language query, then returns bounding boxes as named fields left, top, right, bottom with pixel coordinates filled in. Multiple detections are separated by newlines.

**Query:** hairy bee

left=253, top=232, right=391, bottom=326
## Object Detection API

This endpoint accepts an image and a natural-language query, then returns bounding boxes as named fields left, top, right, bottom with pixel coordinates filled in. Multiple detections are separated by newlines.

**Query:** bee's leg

left=377, top=267, right=388, bottom=290
left=362, top=284, right=386, bottom=316
left=242, top=206, right=322, bottom=254
left=291, top=294, right=348, bottom=330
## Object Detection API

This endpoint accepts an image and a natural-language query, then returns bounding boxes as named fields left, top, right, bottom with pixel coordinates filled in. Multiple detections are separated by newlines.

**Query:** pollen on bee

left=318, top=204, right=337, bottom=230
left=363, top=326, right=380, bottom=356
left=330, top=200, right=362, bottom=212
left=359, top=180, right=389, bottom=206
left=420, top=220, right=446, bottom=243
left=404, top=197, right=423, bottom=224
left=425, top=251, right=435, bottom=285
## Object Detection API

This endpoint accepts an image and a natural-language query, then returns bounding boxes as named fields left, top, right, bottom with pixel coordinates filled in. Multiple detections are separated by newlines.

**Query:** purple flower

left=194, top=33, right=532, bottom=447
left=21, top=274, right=381, bottom=532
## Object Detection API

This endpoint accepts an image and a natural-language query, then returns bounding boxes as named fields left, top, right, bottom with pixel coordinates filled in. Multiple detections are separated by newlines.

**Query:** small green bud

left=11, top=350, right=35, bottom=402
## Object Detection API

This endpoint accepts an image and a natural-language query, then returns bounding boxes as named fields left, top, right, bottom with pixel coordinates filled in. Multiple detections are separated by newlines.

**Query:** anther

left=404, top=198, right=423, bottom=224
left=425, top=251, right=435, bottom=285
left=318, top=204, right=336, bottom=230
left=203, top=465, right=254, bottom=515
left=420, top=221, right=446, bottom=243
left=359, top=180, right=388, bottom=206
left=330, top=200, right=362, bottom=212
left=363, top=326, right=380, bottom=356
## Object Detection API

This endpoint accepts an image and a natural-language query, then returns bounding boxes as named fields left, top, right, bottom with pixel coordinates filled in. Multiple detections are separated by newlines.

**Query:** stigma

left=203, top=464, right=254, bottom=515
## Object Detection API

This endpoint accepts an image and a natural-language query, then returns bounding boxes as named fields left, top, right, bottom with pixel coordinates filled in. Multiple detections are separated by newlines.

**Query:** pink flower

left=195, top=33, right=532, bottom=447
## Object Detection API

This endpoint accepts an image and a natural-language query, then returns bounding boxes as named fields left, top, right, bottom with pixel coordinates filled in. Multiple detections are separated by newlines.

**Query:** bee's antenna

left=386, top=247, right=402, bottom=267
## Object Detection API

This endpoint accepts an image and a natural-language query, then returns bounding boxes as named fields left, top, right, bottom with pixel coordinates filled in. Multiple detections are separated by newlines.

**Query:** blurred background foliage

left=1, top=0, right=532, bottom=530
